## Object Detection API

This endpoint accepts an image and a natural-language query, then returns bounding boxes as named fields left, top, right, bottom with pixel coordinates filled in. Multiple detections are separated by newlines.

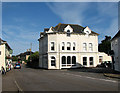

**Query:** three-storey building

left=38, top=23, right=111, bottom=69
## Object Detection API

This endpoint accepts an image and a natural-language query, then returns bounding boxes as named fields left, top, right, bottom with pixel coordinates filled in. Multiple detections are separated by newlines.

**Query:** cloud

left=2, top=24, right=40, bottom=55
left=46, top=2, right=89, bottom=25
left=46, top=2, right=118, bottom=42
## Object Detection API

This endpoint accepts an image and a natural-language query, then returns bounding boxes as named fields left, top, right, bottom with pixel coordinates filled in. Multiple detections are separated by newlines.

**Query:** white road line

left=14, top=80, right=24, bottom=92
left=61, top=72, right=117, bottom=83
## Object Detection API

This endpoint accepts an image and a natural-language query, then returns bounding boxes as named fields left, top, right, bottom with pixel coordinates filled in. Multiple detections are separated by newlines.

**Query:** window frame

left=89, top=57, right=94, bottom=65
left=51, top=56, right=56, bottom=66
left=83, top=57, right=87, bottom=66
left=89, top=43, right=93, bottom=51
left=50, top=42, right=55, bottom=51
left=67, top=42, right=71, bottom=50
left=83, top=43, right=87, bottom=51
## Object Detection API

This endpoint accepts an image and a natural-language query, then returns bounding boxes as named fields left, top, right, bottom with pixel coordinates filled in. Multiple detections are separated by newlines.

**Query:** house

left=16, top=49, right=33, bottom=62
left=38, top=23, right=111, bottom=69
left=0, top=38, right=13, bottom=72
left=111, top=30, right=120, bottom=72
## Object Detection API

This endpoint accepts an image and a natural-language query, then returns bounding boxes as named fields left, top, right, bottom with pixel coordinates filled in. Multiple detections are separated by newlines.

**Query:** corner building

left=38, top=23, right=108, bottom=69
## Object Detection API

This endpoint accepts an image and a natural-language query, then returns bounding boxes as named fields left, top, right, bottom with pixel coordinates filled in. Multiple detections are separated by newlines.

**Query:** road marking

left=14, top=80, right=24, bottom=92
left=61, top=72, right=117, bottom=83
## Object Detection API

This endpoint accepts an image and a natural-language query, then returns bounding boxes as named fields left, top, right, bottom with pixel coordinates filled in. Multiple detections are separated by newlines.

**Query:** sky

left=2, top=2, right=118, bottom=55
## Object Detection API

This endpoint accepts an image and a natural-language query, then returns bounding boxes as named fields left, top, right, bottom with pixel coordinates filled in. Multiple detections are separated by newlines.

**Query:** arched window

left=83, top=43, right=87, bottom=51
left=83, top=57, right=87, bottom=65
left=62, top=42, right=65, bottom=50
left=73, top=42, right=76, bottom=50
left=62, top=56, right=66, bottom=64
left=51, top=56, right=56, bottom=66
left=67, top=56, right=71, bottom=64
left=72, top=56, right=76, bottom=64
left=67, top=42, right=71, bottom=50
left=89, top=57, right=93, bottom=65
left=67, top=30, right=70, bottom=36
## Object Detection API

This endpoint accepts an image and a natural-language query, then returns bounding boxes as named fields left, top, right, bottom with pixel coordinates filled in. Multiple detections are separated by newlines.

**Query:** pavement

left=2, top=64, right=120, bottom=92
left=67, top=67, right=120, bottom=79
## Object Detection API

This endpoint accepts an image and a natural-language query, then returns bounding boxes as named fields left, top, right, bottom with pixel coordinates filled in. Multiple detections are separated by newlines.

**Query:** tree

left=12, top=56, right=18, bottom=61
left=27, top=51, right=39, bottom=68
left=98, top=36, right=111, bottom=54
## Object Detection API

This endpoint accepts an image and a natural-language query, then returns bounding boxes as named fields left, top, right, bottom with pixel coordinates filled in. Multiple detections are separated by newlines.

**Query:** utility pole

left=30, top=43, right=32, bottom=62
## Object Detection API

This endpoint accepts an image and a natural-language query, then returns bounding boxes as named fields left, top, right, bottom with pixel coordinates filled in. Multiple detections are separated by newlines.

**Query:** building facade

left=111, top=30, right=120, bottom=72
left=0, top=38, right=12, bottom=72
left=38, top=23, right=111, bottom=69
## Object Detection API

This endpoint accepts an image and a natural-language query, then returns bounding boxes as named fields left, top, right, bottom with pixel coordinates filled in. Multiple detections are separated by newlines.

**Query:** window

left=72, top=56, right=76, bottom=64
left=89, top=43, right=93, bottom=51
left=67, top=30, right=70, bottom=36
left=62, top=42, right=65, bottom=50
left=62, top=56, right=66, bottom=64
left=89, top=57, right=93, bottom=65
left=99, top=56, right=103, bottom=63
left=67, top=42, right=71, bottom=50
left=83, top=57, right=87, bottom=65
left=51, top=42, right=55, bottom=51
left=51, top=56, right=56, bottom=66
left=83, top=43, right=87, bottom=51
left=73, top=42, right=76, bottom=50
left=67, top=56, right=71, bottom=64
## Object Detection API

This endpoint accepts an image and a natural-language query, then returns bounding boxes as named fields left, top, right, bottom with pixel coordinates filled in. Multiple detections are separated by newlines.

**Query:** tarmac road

left=2, top=64, right=119, bottom=92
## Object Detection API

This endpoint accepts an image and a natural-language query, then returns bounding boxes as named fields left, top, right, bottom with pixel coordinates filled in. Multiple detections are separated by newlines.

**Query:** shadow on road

left=67, top=67, right=120, bottom=74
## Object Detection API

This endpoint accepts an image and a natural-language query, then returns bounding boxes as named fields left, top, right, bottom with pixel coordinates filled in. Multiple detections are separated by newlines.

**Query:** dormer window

left=67, top=30, right=70, bottom=36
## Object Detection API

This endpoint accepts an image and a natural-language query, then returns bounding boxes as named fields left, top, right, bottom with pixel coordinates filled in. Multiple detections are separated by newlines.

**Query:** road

left=2, top=64, right=119, bottom=92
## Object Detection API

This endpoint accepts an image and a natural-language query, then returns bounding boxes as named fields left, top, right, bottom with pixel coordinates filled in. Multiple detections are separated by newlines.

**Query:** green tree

left=98, top=36, right=111, bottom=54
left=12, top=56, right=18, bottom=61
left=27, top=51, right=39, bottom=68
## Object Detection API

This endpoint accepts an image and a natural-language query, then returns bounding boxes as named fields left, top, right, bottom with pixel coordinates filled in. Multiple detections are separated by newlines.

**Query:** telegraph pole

left=30, top=43, right=32, bottom=62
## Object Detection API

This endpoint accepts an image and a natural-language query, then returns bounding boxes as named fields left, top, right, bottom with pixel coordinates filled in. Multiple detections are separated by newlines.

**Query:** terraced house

left=38, top=23, right=111, bottom=69
left=0, top=38, right=13, bottom=72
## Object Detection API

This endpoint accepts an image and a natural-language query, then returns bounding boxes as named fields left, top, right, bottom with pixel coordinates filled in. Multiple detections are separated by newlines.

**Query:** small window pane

left=89, top=57, right=93, bottom=65
left=51, top=56, right=56, bottom=66
left=62, top=56, right=66, bottom=64
left=83, top=57, right=87, bottom=65
left=67, top=42, right=71, bottom=50
left=72, top=56, right=76, bottom=64
left=67, top=56, right=71, bottom=64
left=73, top=42, right=76, bottom=50
left=62, top=42, right=65, bottom=50
left=67, top=30, right=70, bottom=36
left=51, top=42, right=54, bottom=50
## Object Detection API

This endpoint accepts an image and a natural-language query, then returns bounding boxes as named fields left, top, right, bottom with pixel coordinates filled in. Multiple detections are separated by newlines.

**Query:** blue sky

left=2, top=2, right=118, bottom=55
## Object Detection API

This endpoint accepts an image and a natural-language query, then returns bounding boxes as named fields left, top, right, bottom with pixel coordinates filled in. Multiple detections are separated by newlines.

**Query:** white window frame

left=67, top=42, right=71, bottom=50
left=50, top=41, right=55, bottom=51
left=50, top=56, right=56, bottom=67
left=83, top=43, right=87, bottom=51
left=61, top=42, right=65, bottom=51
left=89, top=43, right=93, bottom=51
left=89, top=57, right=94, bottom=65
left=73, top=42, right=76, bottom=51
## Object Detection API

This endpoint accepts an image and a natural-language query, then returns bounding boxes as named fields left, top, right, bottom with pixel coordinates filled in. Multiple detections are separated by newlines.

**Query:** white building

left=38, top=23, right=111, bottom=69
left=0, top=38, right=12, bottom=72
left=111, top=30, right=120, bottom=72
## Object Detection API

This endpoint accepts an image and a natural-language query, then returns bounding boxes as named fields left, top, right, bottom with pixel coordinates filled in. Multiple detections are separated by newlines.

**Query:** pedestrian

left=1, top=66, right=6, bottom=75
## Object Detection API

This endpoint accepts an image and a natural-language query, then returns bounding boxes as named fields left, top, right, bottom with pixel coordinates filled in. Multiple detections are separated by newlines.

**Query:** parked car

left=14, top=62, right=21, bottom=69
left=97, top=61, right=112, bottom=68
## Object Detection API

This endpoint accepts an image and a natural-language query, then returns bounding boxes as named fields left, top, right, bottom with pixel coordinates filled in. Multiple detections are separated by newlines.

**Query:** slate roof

left=111, top=30, right=120, bottom=41
left=0, top=38, right=12, bottom=50
left=44, top=23, right=99, bottom=35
